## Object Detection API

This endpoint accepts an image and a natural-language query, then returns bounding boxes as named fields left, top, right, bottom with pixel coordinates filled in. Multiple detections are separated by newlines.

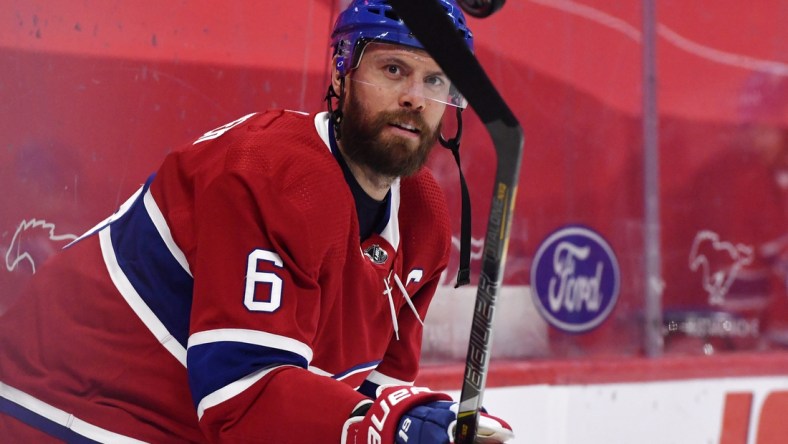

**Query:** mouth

left=389, top=121, right=421, bottom=136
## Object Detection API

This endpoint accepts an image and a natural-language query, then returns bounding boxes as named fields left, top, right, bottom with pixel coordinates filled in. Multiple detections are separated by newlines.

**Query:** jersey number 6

left=244, top=249, right=284, bottom=312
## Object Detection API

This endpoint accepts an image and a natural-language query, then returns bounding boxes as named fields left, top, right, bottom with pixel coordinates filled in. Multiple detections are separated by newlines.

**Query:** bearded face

left=338, top=86, right=441, bottom=178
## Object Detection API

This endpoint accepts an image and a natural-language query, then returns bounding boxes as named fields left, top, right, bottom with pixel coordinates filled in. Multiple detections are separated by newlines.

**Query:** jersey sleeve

left=186, top=164, right=364, bottom=442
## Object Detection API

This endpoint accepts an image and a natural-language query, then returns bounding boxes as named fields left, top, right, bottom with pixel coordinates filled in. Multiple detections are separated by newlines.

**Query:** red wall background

left=2, top=0, right=786, bottom=359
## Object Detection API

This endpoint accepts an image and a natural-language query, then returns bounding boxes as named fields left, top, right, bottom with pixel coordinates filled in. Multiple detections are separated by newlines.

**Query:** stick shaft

left=387, top=1, right=524, bottom=442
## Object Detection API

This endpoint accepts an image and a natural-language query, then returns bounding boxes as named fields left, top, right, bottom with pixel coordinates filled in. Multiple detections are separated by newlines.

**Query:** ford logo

left=531, top=225, right=620, bottom=333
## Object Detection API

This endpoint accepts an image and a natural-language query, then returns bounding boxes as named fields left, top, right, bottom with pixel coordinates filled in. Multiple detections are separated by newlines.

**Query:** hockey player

left=0, top=0, right=513, bottom=443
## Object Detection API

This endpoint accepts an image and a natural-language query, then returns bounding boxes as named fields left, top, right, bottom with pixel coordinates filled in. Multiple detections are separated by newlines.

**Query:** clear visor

left=349, top=41, right=468, bottom=109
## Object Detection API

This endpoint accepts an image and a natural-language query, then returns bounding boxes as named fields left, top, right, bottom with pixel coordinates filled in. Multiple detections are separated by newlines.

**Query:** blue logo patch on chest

left=531, top=225, right=620, bottom=333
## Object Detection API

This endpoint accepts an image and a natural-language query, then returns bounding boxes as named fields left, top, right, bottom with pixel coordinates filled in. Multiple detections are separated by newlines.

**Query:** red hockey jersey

left=0, top=110, right=452, bottom=443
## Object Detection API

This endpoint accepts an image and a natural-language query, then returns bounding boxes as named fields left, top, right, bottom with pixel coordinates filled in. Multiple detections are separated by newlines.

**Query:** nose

left=398, top=80, right=426, bottom=111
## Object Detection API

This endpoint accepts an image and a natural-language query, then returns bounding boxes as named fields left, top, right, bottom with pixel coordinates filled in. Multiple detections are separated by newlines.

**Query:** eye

left=383, top=64, right=403, bottom=77
left=425, top=75, right=448, bottom=90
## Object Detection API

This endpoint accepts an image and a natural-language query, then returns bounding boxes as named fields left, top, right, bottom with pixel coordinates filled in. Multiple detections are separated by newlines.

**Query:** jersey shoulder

left=206, top=110, right=349, bottom=208
left=154, top=110, right=354, bottom=258
left=224, top=110, right=354, bottom=231
left=220, top=110, right=337, bottom=176
left=399, top=167, right=450, bottom=223
left=398, top=168, right=452, bottom=257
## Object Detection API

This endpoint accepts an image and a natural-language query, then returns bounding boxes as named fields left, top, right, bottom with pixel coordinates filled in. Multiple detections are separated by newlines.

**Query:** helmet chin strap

left=440, top=107, right=472, bottom=287
left=325, top=77, right=346, bottom=140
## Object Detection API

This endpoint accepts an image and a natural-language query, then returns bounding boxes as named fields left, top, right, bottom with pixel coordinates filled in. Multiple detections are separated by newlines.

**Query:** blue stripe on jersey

left=0, top=398, right=101, bottom=444
left=357, top=379, right=380, bottom=398
left=109, top=175, right=194, bottom=348
left=333, top=360, right=381, bottom=380
left=187, top=341, right=308, bottom=409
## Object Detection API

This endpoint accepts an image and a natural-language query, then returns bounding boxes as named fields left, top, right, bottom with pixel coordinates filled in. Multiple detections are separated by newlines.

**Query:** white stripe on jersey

left=187, top=328, right=314, bottom=364
left=0, top=381, right=148, bottom=443
left=100, top=228, right=188, bottom=366
left=314, top=112, right=332, bottom=154
left=65, top=184, right=143, bottom=248
left=378, top=177, right=401, bottom=251
left=307, top=365, right=333, bottom=377
left=308, top=362, right=378, bottom=381
left=195, top=364, right=298, bottom=419
left=365, top=370, right=413, bottom=388
left=143, top=189, right=192, bottom=276
left=188, top=328, right=314, bottom=420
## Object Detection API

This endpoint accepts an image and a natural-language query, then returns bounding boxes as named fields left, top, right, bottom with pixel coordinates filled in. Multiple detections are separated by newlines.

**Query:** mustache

left=374, top=109, right=429, bottom=135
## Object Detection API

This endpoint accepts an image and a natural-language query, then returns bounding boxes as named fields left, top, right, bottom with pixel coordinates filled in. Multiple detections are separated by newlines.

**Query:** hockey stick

left=387, top=1, right=524, bottom=442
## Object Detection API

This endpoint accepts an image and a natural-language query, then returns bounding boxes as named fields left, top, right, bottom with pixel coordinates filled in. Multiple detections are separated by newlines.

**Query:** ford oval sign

left=531, top=225, right=620, bottom=333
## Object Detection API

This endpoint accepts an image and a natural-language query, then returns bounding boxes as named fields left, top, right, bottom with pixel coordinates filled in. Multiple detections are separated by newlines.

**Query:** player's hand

left=399, top=400, right=513, bottom=443
left=341, top=386, right=514, bottom=443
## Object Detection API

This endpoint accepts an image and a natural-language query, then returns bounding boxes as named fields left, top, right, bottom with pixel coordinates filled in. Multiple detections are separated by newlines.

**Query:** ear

left=331, top=55, right=345, bottom=92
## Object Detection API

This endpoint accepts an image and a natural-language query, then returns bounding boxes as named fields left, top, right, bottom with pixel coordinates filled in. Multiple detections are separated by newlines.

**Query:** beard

left=338, top=91, right=440, bottom=178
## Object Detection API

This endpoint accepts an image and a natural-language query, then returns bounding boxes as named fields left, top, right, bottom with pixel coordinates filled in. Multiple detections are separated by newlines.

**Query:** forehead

left=358, top=42, right=443, bottom=72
